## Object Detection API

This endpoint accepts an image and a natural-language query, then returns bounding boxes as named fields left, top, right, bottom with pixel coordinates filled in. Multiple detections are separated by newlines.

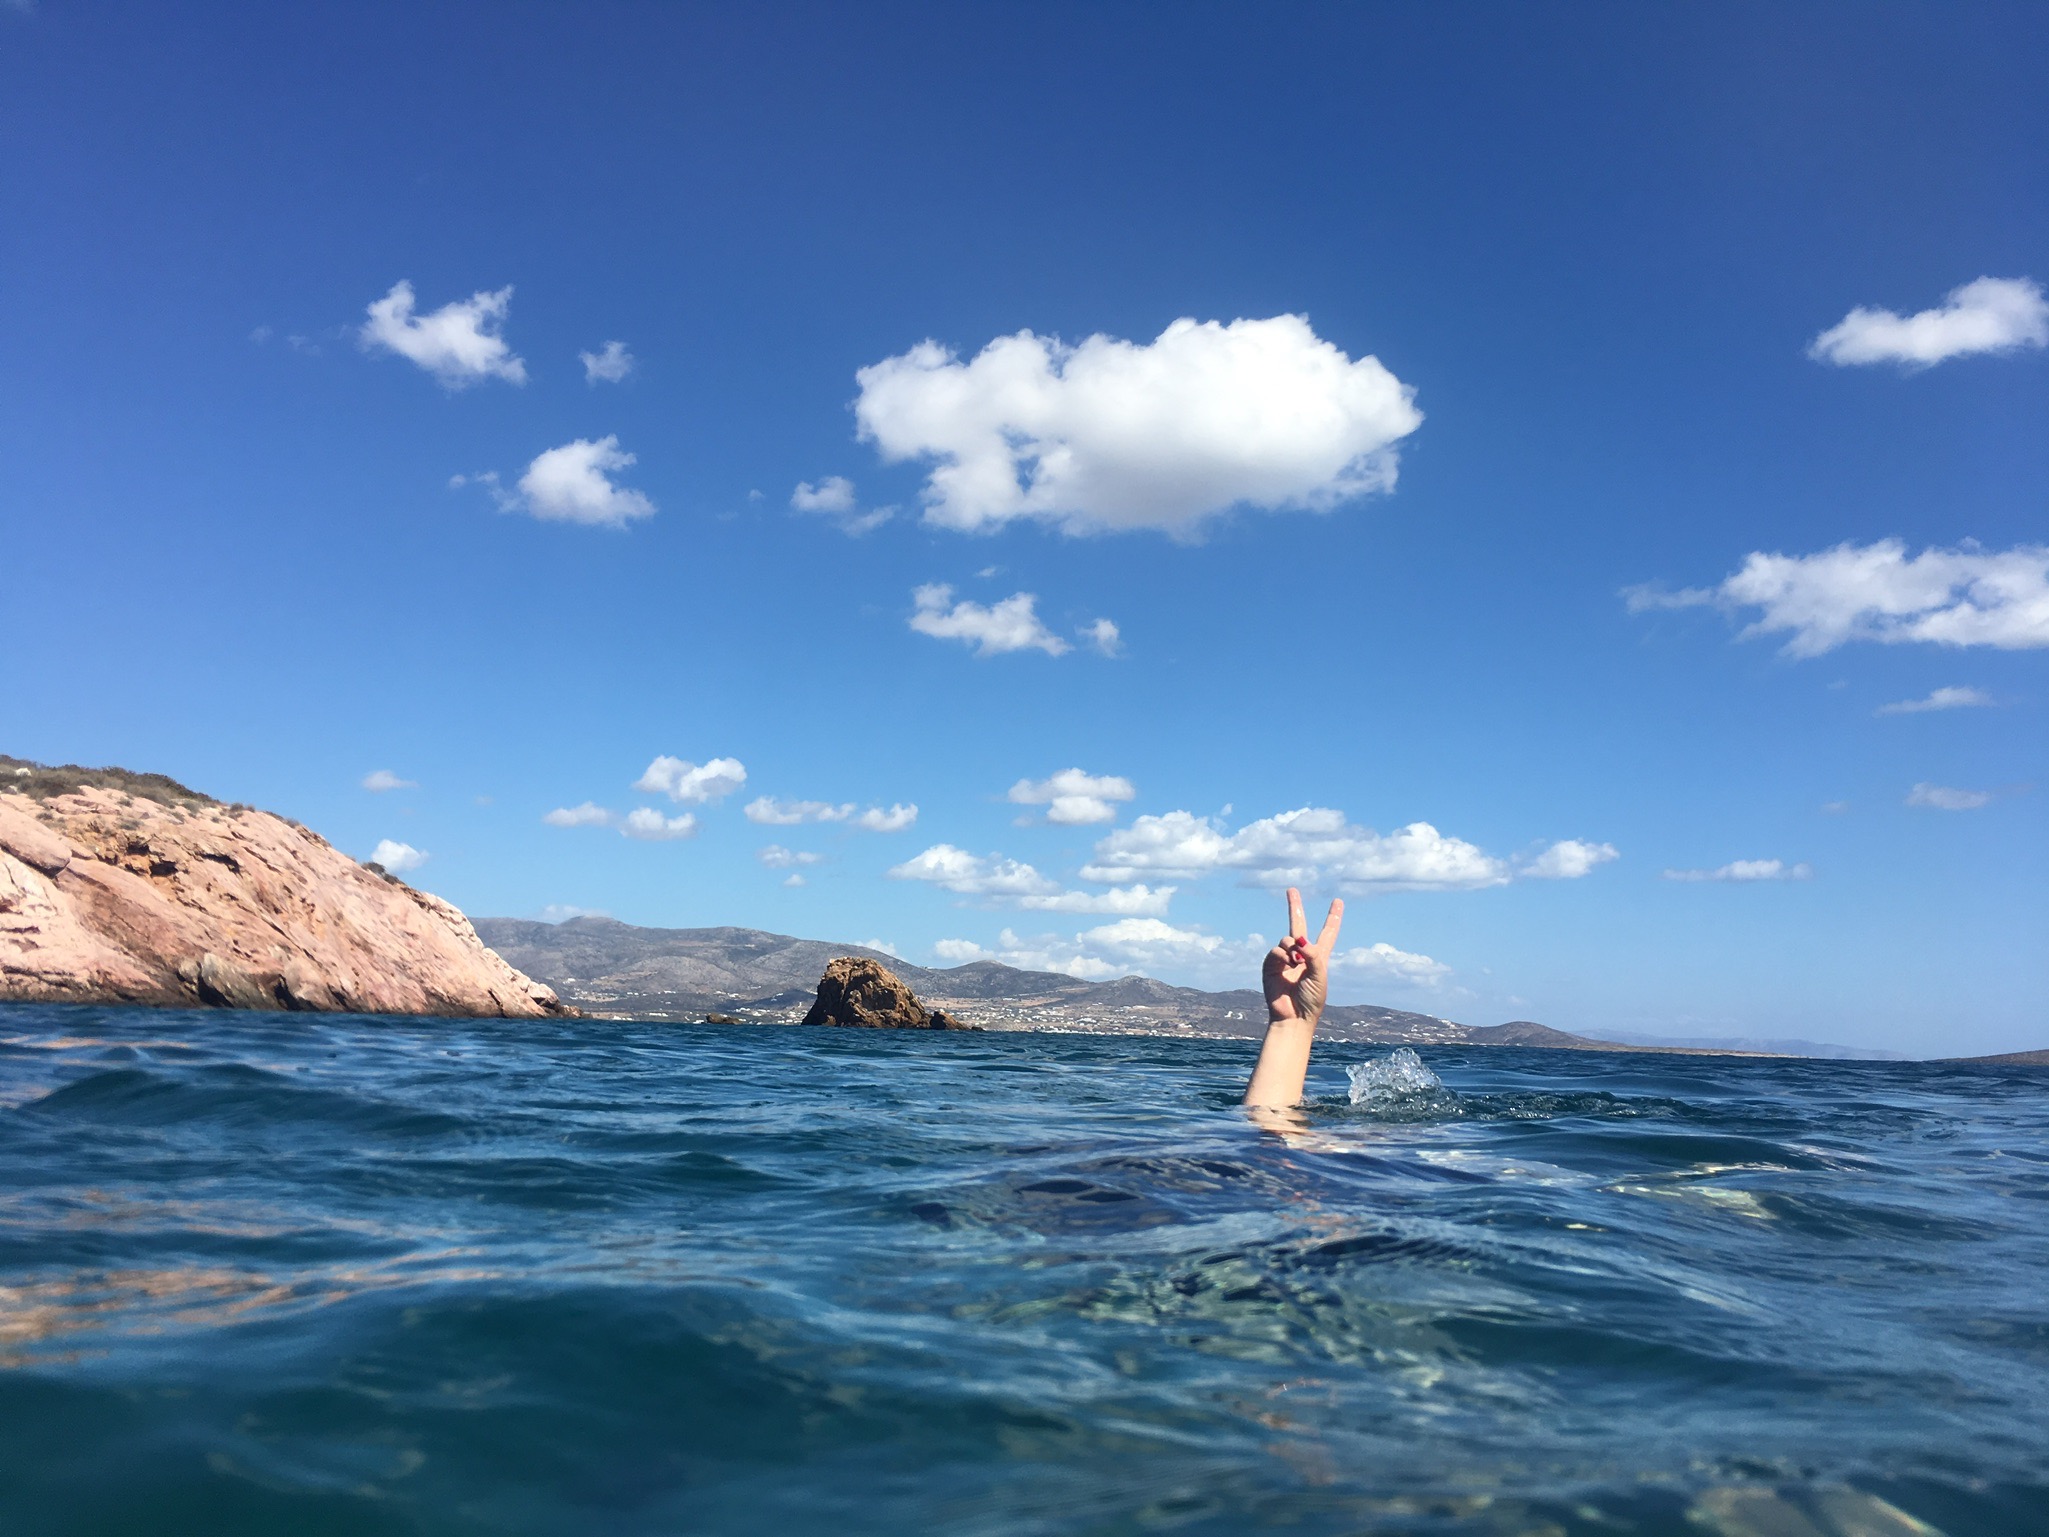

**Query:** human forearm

left=1242, top=888, right=1341, bottom=1111
left=1242, top=1012, right=1318, bottom=1108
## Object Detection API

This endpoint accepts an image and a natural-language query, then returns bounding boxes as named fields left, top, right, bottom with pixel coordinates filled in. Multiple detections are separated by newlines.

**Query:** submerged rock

left=0, top=757, right=575, bottom=1019
left=802, top=956, right=974, bottom=1030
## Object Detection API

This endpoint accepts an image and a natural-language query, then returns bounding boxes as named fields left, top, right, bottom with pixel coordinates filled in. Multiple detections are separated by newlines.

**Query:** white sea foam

left=1346, top=1047, right=1445, bottom=1106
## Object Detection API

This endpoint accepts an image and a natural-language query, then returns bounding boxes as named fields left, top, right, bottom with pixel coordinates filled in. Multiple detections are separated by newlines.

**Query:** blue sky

left=4, top=2, right=2044, bottom=1054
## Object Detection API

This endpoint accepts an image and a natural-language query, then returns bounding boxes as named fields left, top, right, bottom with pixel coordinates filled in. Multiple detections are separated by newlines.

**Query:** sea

left=1, top=1004, right=2044, bottom=1537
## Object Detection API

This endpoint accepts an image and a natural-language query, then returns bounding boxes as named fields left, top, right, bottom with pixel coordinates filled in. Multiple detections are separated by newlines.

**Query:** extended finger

left=1287, top=887, right=1306, bottom=940
left=1315, top=897, right=1345, bottom=953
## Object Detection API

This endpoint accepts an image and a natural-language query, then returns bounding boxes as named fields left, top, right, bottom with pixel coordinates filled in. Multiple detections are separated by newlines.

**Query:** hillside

left=0, top=757, right=570, bottom=1018
left=475, top=915, right=1612, bottom=1047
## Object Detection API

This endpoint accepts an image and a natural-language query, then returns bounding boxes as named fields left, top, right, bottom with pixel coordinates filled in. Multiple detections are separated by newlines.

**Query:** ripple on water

left=0, top=1003, right=2044, bottom=1536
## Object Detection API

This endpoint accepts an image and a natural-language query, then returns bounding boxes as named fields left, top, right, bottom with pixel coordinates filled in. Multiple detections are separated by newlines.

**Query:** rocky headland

left=0, top=757, right=571, bottom=1018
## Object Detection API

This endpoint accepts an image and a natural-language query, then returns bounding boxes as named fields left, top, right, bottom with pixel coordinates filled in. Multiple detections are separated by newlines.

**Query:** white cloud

left=792, top=476, right=893, bottom=536
left=744, top=796, right=917, bottom=830
left=1627, top=540, right=2049, bottom=656
left=934, top=919, right=1267, bottom=985
left=1082, top=807, right=1510, bottom=892
left=783, top=873, right=807, bottom=887
left=1808, top=277, right=2049, bottom=369
left=1518, top=839, right=1620, bottom=879
left=1663, top=859, right=1813, bottom=882
left=538, top=904, right=608, bottom=922
left=1008, top=768, right=1136, bottom=825
left=636, top=756, right=747, bottom=803
left=854, top=803, right=919, bottom=832
left=1330, top=942, right=1452, bottom=987
left=1081, top=618, right=1122, bottom=656
left=1821, top=800, right=1851, bottom=814
left=543, top=802, right=617, bottom=828
left=369, top=838, right=428, bottom=873
left=1015, top=884, right=1175, bottom=917
left=886, top=843, right=1168, bottom=915
left=360, top=280, right=526, bottom=387
left=513, top=436, right=656, bottom=528
left=580, top=340, right=634, bottom=384
left=744, top=797, right=851, bottom=825
left=910, top=584, right=1070, bottom=656
left=544, top=800, right=696, bottom=840
left=857, top=938, right=903, bottom=959
left=853, top=314, right=1421, bottom=537
left=621, top=807, right=698, bottom=841
left=1906, top=782, right=1991, bottom=811
left=757, top=845, right=825, bottom=869
left=888, top=844, right=1059, bottom=897
left=1077, top=810, right=1233, bottom=881
left=361, top=769, right=417, bottom=793
left=1876, top=685, right=1994, bottom=716
left=791, top=476, right=856, bottom=513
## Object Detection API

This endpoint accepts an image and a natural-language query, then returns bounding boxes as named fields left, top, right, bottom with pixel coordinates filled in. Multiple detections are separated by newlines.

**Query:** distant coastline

left=5, top=757, right=2037, bottom=1064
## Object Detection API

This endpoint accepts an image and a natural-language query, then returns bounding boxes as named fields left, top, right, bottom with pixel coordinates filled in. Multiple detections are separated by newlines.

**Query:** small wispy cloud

left=543, top=802, right=616, bottom=828
left=1329, top=941, right=1452, bottom=987
left=757, top=845, right=825, bottom=869
left=854, top=803, right=918, bottom=832
left=580, top=340, right=634, bottom=384
left=540, top=801, right=696, bottom=839
left=1905, top=783, right=1991, bottom=811
left=369, top=839, right=428, bottom=873
left=635, top=756, right=747, bottom=803
left=792, top=476, right=893, bottom=535
left=1517, top=839, right=1620, bottom=879
left=621, top=808, right=697, bottom=840
left=910, top=585, right=1069, bottom=656
left=360, top=280, right=527, bottom=387
left=1007, top=769, right=1136, bottom=826
left=1875, top=685, right=1993, bottom=716
left=361, top=769, right=418, bottom=793
left=1081, top=618, right=1122, bottom=656
left=1663, top=859, right=1812, bottom=882
left=538, top=904, right=608, bottom=923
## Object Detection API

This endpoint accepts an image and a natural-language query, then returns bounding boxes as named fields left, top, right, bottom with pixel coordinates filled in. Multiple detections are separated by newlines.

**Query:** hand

left=1262, top=887, right=1344, bottom=1027
left=1244, top=888, right=1345, bottom=1111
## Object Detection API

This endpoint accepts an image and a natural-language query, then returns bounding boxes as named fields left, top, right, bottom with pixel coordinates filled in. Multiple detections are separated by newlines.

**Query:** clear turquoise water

left=1, top=1003, right=2044, bottom=1536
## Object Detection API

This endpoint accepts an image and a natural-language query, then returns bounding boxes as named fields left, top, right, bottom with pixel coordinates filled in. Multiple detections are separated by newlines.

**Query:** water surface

left=2, top=1004, right=2044, bottom=1535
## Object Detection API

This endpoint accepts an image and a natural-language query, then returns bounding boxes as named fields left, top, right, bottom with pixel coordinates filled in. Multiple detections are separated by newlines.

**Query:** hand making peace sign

left=1244, top=887, right=1344, bottom=1110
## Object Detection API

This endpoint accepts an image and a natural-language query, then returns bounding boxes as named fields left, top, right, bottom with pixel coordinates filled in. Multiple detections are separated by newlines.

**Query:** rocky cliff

left=0, top=757, right=571, bottom=1018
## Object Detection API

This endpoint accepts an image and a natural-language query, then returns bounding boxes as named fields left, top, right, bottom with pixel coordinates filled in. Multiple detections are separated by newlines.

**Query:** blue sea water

left=1, top=1005, right=2045, bottom=1536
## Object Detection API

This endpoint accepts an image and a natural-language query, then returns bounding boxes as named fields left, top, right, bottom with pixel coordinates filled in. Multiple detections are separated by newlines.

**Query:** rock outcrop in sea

left=0, top=757, right=573, bottom=1018
left=801, top=956, right=973, bottom=1030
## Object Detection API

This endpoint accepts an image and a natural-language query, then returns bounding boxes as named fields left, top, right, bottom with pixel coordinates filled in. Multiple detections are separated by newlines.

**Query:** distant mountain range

left=476, top=916, right=1672, bottom=1052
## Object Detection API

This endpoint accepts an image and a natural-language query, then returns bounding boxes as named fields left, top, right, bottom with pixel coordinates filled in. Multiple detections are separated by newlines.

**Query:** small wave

left=1347, top=1048, right=1450, bottom=1109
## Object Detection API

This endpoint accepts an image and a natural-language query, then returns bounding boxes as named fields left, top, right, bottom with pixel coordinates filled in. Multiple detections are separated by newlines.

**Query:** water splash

left=1346, top=1046, right=1445, bottom=1107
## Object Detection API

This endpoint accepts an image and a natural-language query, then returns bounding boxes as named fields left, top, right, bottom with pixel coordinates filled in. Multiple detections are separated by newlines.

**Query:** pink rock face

left=0, top=786, right=572, bottom=1018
